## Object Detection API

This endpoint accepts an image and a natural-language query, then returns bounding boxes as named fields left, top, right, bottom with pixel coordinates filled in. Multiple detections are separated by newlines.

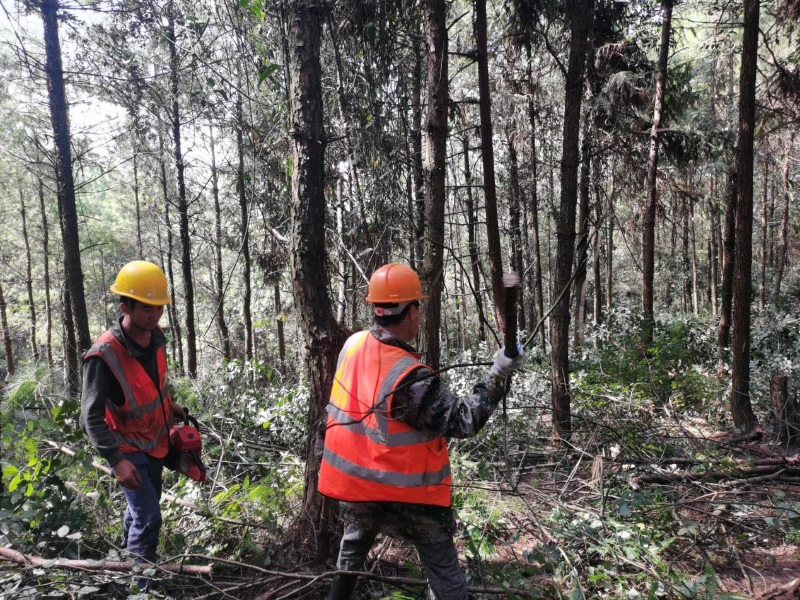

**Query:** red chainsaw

left=166, top=412, right=209, bottom=482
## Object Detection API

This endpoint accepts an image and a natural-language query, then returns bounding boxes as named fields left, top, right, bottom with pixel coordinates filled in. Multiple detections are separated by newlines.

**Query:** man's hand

left=113, top=458, right=142, bottom=489
left=490, top=343, right=526, bottom=380
left=171, top=402, right=187, bottom=422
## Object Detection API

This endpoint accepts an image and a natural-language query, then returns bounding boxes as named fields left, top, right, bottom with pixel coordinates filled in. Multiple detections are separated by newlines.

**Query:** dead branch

left=0, top=546, right=211, bottom=577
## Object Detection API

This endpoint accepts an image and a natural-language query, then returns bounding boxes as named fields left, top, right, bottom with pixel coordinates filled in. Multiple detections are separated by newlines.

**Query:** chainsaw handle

left=181, top=409, right=201, bottom=431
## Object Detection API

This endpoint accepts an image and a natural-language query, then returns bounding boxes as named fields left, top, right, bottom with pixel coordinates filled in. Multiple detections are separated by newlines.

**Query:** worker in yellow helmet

left=318, top=263, right=525, bottom=599
left=79, top=261, right=186, bottom=591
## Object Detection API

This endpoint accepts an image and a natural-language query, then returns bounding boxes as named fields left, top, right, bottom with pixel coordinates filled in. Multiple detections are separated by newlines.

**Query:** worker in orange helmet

left=318, top=263, right=524, bottom=599
left=80, top=261, right=187, bottom=591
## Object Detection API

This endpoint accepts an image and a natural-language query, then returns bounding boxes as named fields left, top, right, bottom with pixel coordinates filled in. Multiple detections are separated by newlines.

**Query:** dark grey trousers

left=337, top=523, right=469, bottom=600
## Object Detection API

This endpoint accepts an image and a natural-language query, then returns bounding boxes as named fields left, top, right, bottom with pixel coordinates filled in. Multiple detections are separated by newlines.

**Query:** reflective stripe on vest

left=85, top=330, right=172, bottom=458
left=318, top=331, right=452, bottom=506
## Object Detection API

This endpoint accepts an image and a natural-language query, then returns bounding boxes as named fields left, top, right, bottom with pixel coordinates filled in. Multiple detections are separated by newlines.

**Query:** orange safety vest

left=84, top=330, right=173, bottom=458
left=318, top=331, right=452, bottom=506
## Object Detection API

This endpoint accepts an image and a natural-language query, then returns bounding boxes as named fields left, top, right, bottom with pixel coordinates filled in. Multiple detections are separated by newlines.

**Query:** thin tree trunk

left=682, top=197, right=690, bottom=312
left=719, top=166, right=737, bottom=370
left=286, top=0, right=347, bottom=538
left=41, top=0, right=91, bottom=353
left=133, top=138, right=143, bottom=258
left=690, top=196, right=699, bottom=315
left=0, top=283, right=13, bottom=377
left=607, top=157, right=615, bottom=311
left=730, top=0, right=760, bottom=431
left=592, top=154, right=603, bottom=325
left=38, top=177, right=54, bottom=370
left=641, top=0, right=673, bottom=342
left=550, top=0, right=595, bottom=441
left=507, top=130, right=527, bottom=330
left=336, top=178, right=347, bottom=324
left=167, top=13, right=197, bottom=377
left=759, top=157, right=768, bottom=310
left=412, top=26, right=425, bottom=273
left=209, top=125, right=230, bottom=360
left=62, top=285, right=78, bottom=394
left=236, top=93, right=254, bottom=362
left=159, top=129, right=184, bottom=373
left=475, top=0, right=506, bottom=337
left=420, top=0, right=448, bottom=370
left=463, top=137, right=486, bottom=343
left=274, top=279, right=286, bottom=371
left=526, top=47, right=545, bottom=347
left=574, top=111, right=591, bottom=351
left=154, top=200, right=177, bottom=361
left=709, top=179, right=719, bottom=318
left=19, top=187, right=39, bottom=362
left=774, top=132, right=795, bottom=302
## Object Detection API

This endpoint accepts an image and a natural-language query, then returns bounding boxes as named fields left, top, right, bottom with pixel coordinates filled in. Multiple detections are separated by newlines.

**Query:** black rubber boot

left=326, top=574, right=358, bottom=600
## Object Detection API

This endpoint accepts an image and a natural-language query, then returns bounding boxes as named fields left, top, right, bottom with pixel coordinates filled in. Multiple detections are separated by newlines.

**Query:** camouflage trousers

left=336, top=501, right=468, bottom=600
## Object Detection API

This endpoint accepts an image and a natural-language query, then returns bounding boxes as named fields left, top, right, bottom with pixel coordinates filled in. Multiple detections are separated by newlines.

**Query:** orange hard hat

left=366, top=263, right=426, bottom=304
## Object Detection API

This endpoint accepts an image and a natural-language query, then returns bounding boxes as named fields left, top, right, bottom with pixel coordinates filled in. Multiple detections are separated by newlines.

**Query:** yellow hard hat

left=110, top=261, right=171, bottom=306
left=366, top=263, right=426, bottom=304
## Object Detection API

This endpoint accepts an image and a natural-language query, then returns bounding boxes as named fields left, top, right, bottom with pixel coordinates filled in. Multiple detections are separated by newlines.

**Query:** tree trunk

left=41, top=0, right=91, bottom=353
left=167, top=14, right=197, bottom=377
left=236, top=93, right=254, bottom=362
left=682, top=196, right=690, bottom=312
left=574, top=111, right=591, bottom=351
left=774, top=132, right=794, bottom=302
left=759, top=157, right=768, bottom=310
left=607, top=158, right=615, bottom=312
left=463, top=137, right=486, bottom=343
left=412, top=27, right=425, bottom=274
left=641, top=0, right=672, bottom=342
left=771, top=374, right=800, bottom=445
left=19, top=187, right=39, bottom=362
left=159, top=129, right=184, bottom=373
left=0, top=283, right=13, bottom=377
left=475, top=0, right=506, bottom=337
left=38, top=177, right=54, bottom=370
left=209, top=125, right=230, bottom=360
left=526, top=48, right=545, bottom=347
left=420, top=0, right=448, bottom=370
left=592, top=154, right=603, bottom=325
left=133, top=136, right=143, bottom=258
left=718, top=166, right=737, bottom=370
left=61, top=284, right=78, bottom=395
left=274, top=279, right=286, bottom=371
left=507, top=130, right=526, bottom=331
left=730, top=0, right=760, bottom=432
left=690, top=196, right=699, bottom=315
left=550, top=0, right=595, bottom=442
left=709, top=179, right=719, bottom=318
left=286, top=0, right=347, bottom=540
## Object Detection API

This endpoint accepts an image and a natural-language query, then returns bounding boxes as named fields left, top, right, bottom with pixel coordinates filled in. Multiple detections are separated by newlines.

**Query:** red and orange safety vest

left=318, top=331, right=452, bottom=506
left=84, top=330, right=173, bottom=458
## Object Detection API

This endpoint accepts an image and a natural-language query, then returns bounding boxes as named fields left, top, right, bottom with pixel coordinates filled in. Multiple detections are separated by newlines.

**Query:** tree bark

left=730, top=0, right=760, bottom=431
left=641, top=0, right=672, bottom=342
left=759, top=157, right=768, bottom=310
left=209, top=125, right=230, bottom=360
left=592, top=154, right=603, bottom=325
left=550, top=0, right=595, bottom=442
left=463, top=137, right=486, bottom=343
left=19, top=187, right=39, bottom=362
left=167, top=13, right=197, bottom=377
left=236, top=93, right=254, bottom=362
left=774, top=132, right=794, bottom=302
left=709, top=179, right=719, bottom=318
left=475, top=0, right=506, bottom=337
left=38, top=177, right=54, bottom=370
left=412, top=25, right=425, bottom=274
left=0, top=283, right=13, bottom=377
left=690, top=195, right=699, bottom=315
left=132, top=133, right=143, bottom=258
left=507, top=130, right=526, bottom=331
left=41, top=0, right=91, bottom=353
left=286, top=0, right=347, bottom=539
left=159, top=129, right=184, bottom=373
left=420, top=0, right=448, bottom=370
left=527, top=73, right=546, bottom=349
left=573, top=110, right=591, bottom=351
left=606, top=157, right=615, bottom=312
left=61, top=284, right=78, bottom=395
left=719, top=166, right=737, bottom=369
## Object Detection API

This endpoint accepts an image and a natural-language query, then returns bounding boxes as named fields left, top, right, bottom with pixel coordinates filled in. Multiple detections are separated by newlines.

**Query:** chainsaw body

left=166, top=414, right=208, bottom=482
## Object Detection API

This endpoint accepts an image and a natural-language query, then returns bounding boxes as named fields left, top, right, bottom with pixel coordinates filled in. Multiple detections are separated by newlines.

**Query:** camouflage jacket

left=372, top=325, right=505, bottom=439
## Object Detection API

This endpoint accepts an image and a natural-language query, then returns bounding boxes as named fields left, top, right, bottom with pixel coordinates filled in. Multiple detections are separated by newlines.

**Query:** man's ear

left=120, top=302, right=130, bottom=316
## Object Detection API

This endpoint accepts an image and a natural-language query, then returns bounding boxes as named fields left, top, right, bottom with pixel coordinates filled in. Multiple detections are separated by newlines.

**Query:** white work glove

left=491, top=343, right=525, bottom=379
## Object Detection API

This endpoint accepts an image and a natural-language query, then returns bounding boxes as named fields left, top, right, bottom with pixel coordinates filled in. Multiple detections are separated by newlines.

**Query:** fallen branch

left=0, top=546, right=211, bottom=577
